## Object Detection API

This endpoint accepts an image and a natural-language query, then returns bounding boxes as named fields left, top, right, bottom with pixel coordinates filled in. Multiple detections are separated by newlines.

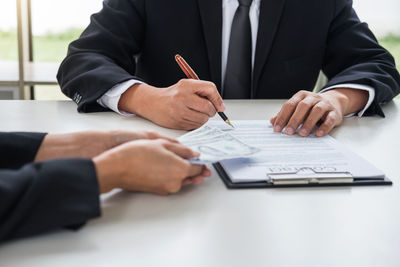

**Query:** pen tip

left=226, top=120, right=235, bottom=128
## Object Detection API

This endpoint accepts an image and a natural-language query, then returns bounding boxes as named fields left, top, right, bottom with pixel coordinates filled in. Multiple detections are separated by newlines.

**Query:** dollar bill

left=178, top=125, right=260, bottom=163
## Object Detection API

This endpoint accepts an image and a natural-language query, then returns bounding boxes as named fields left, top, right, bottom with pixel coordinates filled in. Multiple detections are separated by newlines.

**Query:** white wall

left=30, top=0, right=103, bottom=35
left=0, top=0, right=399, bottom=37
left=353, top=0, right=400, bottom=37
left=0, top=1, right=17, bottom=30
left=0, top=0, right=103, bottom=34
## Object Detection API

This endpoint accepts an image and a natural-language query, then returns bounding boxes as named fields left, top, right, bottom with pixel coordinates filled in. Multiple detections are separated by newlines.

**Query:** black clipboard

left=213, top=163, right=393, bottom=189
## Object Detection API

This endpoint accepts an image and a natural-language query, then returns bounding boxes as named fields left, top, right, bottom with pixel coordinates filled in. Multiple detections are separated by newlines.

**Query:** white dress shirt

left=98, top=0, right=374, bottom=117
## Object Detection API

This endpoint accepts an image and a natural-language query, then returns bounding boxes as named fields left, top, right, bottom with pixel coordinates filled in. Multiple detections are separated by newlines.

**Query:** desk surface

left=0, top=100, right=400, bottom=267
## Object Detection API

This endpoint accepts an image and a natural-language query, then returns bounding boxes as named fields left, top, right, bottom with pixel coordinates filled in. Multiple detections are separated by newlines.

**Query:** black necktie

left=223, top=0, right=253, bottom=99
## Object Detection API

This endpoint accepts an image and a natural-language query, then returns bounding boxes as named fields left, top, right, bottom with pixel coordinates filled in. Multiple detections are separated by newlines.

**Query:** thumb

left=162, top=142, right=200, bottom=159
left=187, top=164, right=206, bottom=178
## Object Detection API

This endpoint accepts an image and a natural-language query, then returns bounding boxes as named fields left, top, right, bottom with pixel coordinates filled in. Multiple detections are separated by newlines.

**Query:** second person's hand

left=35, top=130, right=175, bottom=162
left=94, top=139, right=211, bottom=195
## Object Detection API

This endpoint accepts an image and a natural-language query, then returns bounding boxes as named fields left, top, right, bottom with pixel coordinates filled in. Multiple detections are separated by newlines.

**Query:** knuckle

left=293, top=91, right=303, bottom=97
left=202, top=83, right=212, bottom=92
left=284, top=100, right=297, bottom=110
left=314, top=94, right=323, bottom=100
left=323, top=119, right=334, bottom=128
left=324, top=115, right=337, bottom=127
left=313, top=104, right=325, bottom=114
left=287, top=117, right=299, bottom=127
left=177, top=79, right=187, bottom=86
left=331, top=116, right=342, bottom=126
left=298, top=101, right=312, bottom=110
left=313, top=106, right=323, bottom=114
left=209, top=87, right=219, bottom=98
left=276, top=119, right=285, bottom=126
left=206, top=81, right=217, bottom=90
left=298, top=90, right=310, bottom=97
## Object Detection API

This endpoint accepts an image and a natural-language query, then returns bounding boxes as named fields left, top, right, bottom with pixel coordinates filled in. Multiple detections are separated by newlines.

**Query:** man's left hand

left=270, top=88, right=369, bottom=137
left=34, top=130, right=177, bottom=162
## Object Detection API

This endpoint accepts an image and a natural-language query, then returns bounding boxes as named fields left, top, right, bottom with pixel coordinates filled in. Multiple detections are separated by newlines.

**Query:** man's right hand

left=118, top=79, right=226, bottom=130
left=93, top=139, right=211, bottom=195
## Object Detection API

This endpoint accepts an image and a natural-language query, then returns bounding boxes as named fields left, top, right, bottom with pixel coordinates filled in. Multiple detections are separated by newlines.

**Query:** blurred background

left=0, top=0, right=399, bottom=100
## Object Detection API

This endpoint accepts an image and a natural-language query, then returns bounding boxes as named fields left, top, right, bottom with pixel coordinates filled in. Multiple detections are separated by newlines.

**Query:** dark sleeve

left=57, top=0, right=146, bottom=113
left=0, top=159, right=100, bottom=242
left=322, top=0, right=400, bottom=116
left=0, top=132, right=47, bottom=170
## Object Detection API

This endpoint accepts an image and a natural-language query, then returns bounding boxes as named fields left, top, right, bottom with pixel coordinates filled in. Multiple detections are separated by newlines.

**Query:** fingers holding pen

left=190, top=80, right=225, bottom=112
left=186, top=94, right=217, bottom=117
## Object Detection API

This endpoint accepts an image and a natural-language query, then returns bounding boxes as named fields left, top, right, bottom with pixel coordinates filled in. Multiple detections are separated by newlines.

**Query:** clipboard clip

left=267, top=167, right=354, bottom=185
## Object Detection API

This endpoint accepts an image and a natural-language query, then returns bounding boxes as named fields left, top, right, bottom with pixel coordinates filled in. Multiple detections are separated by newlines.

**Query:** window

left=30, top=0, right=103, bottom=99
left=31, top=0, right=102, bottom=63
left=354, top=0, right=400, bottom=71
left=1, top=0, right=399, bottom=100
left=0, top=1, right=18, bottom=99
left=0, top=1, right=18, bottom=61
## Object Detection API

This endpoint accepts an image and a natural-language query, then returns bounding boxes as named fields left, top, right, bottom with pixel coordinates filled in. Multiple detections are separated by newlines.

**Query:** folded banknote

left=178, top=125, right=260, bottom=163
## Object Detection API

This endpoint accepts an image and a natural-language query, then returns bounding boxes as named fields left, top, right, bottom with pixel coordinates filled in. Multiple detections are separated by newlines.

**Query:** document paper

left=207, top=120, right=385, bottom=183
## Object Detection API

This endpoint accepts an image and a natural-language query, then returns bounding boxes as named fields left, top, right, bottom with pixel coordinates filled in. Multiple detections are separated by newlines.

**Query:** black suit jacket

left=0, top=133, right=100, bottom=242
left=58, top=0, right=400, bottom=116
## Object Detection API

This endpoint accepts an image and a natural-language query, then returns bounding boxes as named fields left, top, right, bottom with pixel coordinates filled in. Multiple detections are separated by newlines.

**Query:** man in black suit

left=58, top=0, right=400, bottom=136
left=0, top=131, right=209, bottom=242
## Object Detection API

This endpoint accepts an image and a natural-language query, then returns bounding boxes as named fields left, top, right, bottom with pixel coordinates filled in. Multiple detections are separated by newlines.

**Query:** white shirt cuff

left=97, top=79, right=144, bottom=116
left=319, top=83, right=375, bottom=117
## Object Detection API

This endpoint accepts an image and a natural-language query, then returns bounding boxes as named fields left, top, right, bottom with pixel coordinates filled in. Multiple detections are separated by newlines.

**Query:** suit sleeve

left=322, top=0, right=400, bottom=116
left=0, top=159, right=101, bottom=242
left=57, top=0, right=146, bottom=113
left=0, top=132, right=47, bottom=170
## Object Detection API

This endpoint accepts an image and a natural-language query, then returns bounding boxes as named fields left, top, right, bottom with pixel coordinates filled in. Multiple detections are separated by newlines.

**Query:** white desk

left=0, top=100, right=399, bottom=267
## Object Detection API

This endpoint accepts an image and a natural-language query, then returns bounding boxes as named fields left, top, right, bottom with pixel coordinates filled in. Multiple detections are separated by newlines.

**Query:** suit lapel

left=253, top=0, right=286, bottom=97
left=197, top=0, right=223, bottom=90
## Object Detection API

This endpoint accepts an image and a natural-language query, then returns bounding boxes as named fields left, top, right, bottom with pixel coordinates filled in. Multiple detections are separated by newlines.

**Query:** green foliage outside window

left=0, top=28, right=399, bottom=77
left=379, top=34, right=400, bottom=70
left=0, top=28, right=82, bottom=62
left=1, top=28, right=399, bottom=71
